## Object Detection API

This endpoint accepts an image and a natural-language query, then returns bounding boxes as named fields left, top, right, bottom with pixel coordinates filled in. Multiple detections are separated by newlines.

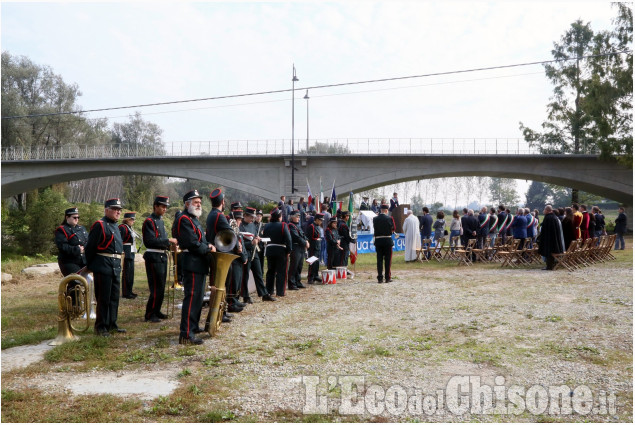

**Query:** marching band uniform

left=373, top=205, right=395, bottom=283
left=338, top=213, right=354, bottom=267
left=325, top=217, right=341, bottom=269
left=119, top=212, right=138, bottom=299
left=287, top=210, right=308, bottom=290
left=174, top=190, right=210, bottom=345
left=228, top=208, right=248, bottom=309
left=255, top=210, right=266, bottom=271
left=263, top=209, right=292, bottom=297
left=240, top=207, right=275, bottom=302
left=142, top=197, right=172, bottom=323
left=307, top=214, right=324, bottom=284
left=55, top=207, right=88, bottom=276
left=86, top=198, right=125, bottom=336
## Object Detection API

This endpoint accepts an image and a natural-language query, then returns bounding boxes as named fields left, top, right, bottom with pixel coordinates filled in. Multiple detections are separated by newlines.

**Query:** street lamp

left=304, top=90, right=309, bottom=154
left=291, top=65, right=299, bottom=195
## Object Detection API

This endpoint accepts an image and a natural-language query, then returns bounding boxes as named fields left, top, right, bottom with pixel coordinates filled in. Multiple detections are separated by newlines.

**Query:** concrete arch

left=2, top=154, right=632, bottom=204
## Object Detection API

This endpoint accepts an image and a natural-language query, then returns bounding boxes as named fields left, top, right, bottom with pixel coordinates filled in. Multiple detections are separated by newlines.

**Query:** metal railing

left=1, top=138, right=599, bottom=160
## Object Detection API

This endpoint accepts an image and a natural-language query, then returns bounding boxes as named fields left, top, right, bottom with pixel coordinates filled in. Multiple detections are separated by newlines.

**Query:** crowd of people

left=54, top=189, right=358, bottom=345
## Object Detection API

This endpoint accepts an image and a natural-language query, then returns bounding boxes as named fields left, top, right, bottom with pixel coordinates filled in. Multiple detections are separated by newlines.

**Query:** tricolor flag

left=348, top=190, right=357, bottom=264
left=330, top=180, right=336, bottom=215
left=347, top=191, right=353, bottom=227
left=306, top=179, right=313, bottom=208
left=319, top=177, right=324, bottom=209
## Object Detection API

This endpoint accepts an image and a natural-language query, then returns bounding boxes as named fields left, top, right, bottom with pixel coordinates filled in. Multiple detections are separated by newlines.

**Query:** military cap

left=183, top=190, right=202, bottom=203
left=328, top=217, right=338, bottom=224
left=123, top=212, right=136, bottom=219
left=245, top=207, right=257, bottom=216
left=315, top=213, right=324, bottom=220
left=289, top=210, right=300, bottom=217
left=210, top=188, right=224, bottom=206
left=154, top=196, right=170, bottom=206
left=233, top=209, right=244, bottom=219
left=230, top=201, right=243, bottom=211
left=380, top=203, right=389, bottom=210
left=65, top=207, right=79, bottom=216
left=270, top=208, right=281, bottom=220
left=256, top=209, right=263, bottom=216
left=341, top=210, right=350, bottom=217
left=105, top=198, right=123, bottom=209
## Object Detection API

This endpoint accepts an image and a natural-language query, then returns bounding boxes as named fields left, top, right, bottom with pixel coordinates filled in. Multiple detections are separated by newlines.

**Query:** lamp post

left=291, top=65, right=299, bottom=195
left=304, top=90, right=309, bottom=154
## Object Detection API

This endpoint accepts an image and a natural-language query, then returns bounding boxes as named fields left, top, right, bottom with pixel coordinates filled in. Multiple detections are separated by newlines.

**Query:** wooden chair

left=499, top=238, right=521, bottom=267
left=456, top=238, right=477, bottom=266
left=430, top=238, right=446, bottom=262
left=444, top=236, right=460, bottom=260
left=471, top=237, right=491, bottom=263
left=417, top=238, right=432, bottom=263
left=553, top=240, right=578, bottom=271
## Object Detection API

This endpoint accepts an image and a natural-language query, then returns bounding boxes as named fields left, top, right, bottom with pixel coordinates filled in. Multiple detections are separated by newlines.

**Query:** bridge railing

left=1, top=138, right=599, bottom=160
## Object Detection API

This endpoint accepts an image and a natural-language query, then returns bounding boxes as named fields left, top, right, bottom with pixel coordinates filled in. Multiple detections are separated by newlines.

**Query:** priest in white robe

left=403, top=210, right=421, bottom=262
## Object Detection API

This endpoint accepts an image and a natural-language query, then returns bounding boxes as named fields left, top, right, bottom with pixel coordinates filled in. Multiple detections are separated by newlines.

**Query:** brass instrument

left=251, top=220, right=263, bottom=261
left=164, top=244, right=180, bottom=319
left=50, top=273, right=90, bottom=346
left=204, top=230, right=239, bottom=336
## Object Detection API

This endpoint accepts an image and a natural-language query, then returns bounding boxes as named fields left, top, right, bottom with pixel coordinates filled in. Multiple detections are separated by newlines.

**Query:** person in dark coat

left=592, top=206, right=605, bottom=238
left=561, top=207, right=577, bottom=250
left=142, top=196, right=177, bottom=323
left=240, top=207, right=275, bottom=302
left=537, top=205, right=565, bottom=270
left=85, top=198, right=125, bottom=337
left=287, top=210, right=309, bottom=290
left=263, top=208, right=292, bottom=297
left=55, top=207, right=88, bottom=277
left=389, top=193, right=399, bottom=216
left=373, top=204, right=395, bottom=283
left=511, top=208, right=528, bottom=249
left=338, top=211, right=354, bottom=267
left=173, top=190, right=215, bottom=345
left=307, top=214, right=324, bottom=284
left=325, top=217, right=342, bottom=269
left=496, top=205, right=508, bottom=243
left=477, top=207, right=490, bottom=249
left=418, top=207, right=433, bottom=251
left=614, top=207, right=627, bottom=250
left=119, top=212, right=138, bottom=299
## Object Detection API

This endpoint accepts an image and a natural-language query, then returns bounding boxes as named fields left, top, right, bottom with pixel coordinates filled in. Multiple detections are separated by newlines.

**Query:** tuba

left=204, top=230, right=239, bottom=336
left=50, top=273, right=90, bottom=346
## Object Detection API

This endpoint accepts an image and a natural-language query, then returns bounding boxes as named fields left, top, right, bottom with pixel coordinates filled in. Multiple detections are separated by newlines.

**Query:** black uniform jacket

left=173, top=210, right=210, bottom=274
left=143, top=213, right=171, bottom=263
left=337, top=219, right=354, bottom=246
left=373, top=213, right=395, bottom=247
left=119, top=223, right=135, bottom=260
left=205, top=209, right=233, bottom=246
left=288, top=222, right=308, bottom=250
left=55, top=223, right=88, bottom=267
left=263, top=222, right=292, bottom=256
left=307, top=222, right=322, bottom=252
left=86, top=216, right=124, bottom=275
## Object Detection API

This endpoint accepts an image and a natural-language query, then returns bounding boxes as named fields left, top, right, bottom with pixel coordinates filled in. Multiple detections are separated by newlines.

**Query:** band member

left=263, top=208, right=292, bottom=297
left=325, top=217, right=342, bottom=269
left=337, top=211, right=354, bottom=267
left=119, top=212, right=138, bottom=299
left=206, top=189, right=244, bottom=315
left=373, top=203, right=395, bottom=283
left=255, top=209, right=266, bottom=271
left=55, top=207, right=88, bottom=277
left=228, top=208, right=247, bottom=310
left=307, top=213, right=324, bottom=284
left=142, top=196, right=177, bottom=323
left=288, top=210, right=309, bottom=290
left=240, top=207, right=275, bottom=302
left=174, top=190, right=215, bottom=345
left=85, top=198, right=125, bottom=337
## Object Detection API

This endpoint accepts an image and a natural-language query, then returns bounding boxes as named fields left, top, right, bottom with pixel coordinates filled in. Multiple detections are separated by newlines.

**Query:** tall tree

left=489, top=178, right=519, bottom=207
left=111, top=112, right=166, bottom=211
left=525, top=181, right=553, bottom=210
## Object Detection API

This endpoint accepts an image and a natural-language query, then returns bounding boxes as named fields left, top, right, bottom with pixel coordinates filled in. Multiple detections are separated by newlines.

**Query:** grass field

left=1, top=237, right=632, bottom=422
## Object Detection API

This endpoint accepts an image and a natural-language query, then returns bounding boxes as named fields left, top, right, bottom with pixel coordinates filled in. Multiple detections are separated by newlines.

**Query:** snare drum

left=336, top=266, right=347, bottom=280
left=321, top=270, right=331, bottom=285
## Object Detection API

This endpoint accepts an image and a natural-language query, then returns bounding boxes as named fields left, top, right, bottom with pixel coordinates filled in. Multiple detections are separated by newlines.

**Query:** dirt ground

left=1, top=253, right=633, bottom=422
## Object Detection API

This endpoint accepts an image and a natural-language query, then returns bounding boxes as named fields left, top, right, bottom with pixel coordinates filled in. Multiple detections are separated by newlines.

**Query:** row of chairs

left=552, top=234, right=617, bottom=271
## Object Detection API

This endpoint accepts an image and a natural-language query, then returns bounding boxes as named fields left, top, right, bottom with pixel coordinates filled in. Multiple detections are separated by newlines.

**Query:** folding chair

left=499, top=238, right=521, bottom=267
left=430, top=238, right=446, bottom=262
left=417, top=238, right=432, bottom=263
left=472, top=237, right=491, bottom=263
left=456, top=238, right=477, bottom=266
left=443, top=236, right=460, bottom=260
left=553, top=240, right=578, bottom=271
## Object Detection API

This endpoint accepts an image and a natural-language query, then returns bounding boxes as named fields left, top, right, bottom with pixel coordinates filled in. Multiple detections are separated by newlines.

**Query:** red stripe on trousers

left=186, top=272, right=194, bottom=338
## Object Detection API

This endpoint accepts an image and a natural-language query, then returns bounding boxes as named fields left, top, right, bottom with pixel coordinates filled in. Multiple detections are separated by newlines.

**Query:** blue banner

left=356, top=232, right=405, bottom=254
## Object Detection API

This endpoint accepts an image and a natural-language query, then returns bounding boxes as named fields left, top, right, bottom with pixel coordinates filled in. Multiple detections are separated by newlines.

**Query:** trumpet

left=50, top=273, right=90, bottom=346
left=251, top=220, right=263, bottom=261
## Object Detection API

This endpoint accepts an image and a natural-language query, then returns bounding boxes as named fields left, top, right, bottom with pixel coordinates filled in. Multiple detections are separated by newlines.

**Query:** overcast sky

left=1, top=0, right=619, bottom=143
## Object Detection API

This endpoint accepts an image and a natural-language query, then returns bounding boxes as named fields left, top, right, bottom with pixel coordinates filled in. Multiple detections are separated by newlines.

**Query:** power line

left=2, top=50, right=630, bottom=120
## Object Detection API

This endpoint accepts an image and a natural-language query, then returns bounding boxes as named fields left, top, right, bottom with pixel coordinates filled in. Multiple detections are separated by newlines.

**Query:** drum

left=336, top=266, right=347, bottom=280
left=321, top=270, right=331, bottom=285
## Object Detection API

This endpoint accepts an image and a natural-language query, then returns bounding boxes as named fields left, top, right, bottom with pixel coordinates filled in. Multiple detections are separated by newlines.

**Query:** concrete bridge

left=2, top=149, right=632, bottom=204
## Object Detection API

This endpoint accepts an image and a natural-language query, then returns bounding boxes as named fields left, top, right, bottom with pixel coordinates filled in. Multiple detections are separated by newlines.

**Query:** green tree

left=525, top=181, right=553, bottom=210
left=112, top=112, right=166, bottom=211
left=489, top=178, right=519, bottom=207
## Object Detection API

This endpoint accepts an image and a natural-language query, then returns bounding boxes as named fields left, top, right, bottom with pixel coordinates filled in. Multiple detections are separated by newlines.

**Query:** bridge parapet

left=1, top=138, right=600, bottom=161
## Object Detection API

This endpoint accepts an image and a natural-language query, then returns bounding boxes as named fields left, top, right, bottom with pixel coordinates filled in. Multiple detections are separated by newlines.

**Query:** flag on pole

left=306, top=179, right=313, bottom=208
left=347, top=191, right=353, bottom=227
left=348, top=190, right=357, bottom=264
left=330, top=180, right=336, bottom=216
left=319, top=177, right=324, bottom=210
